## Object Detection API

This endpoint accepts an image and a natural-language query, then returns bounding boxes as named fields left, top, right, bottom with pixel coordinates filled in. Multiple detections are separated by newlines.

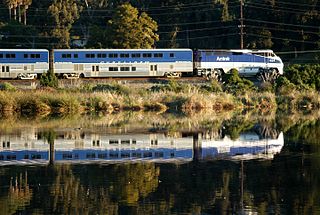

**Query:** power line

left=149, top=5, right=240, bottom=16
left=270, top=1, right=320, bottom=8
left=247, top=33, right=319, bottom=44
left=246, top=4, right=311, bottom=15
left=246, top=25, right=319, bottom=35
left=0, top=0, right=241, bottom=12
left=0, top=25, right=236, bottom=38
left=276, top=50, right=320, bottom=54
left=247, top=2, right=316, bottom=13
left=159, top=33, right=238, bottom=42
left=158, top=25, right=236, bottom=34
left=245, top=19, right=320, bottom=29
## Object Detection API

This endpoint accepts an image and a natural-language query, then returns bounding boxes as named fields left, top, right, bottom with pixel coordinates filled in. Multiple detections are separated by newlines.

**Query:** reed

left=0, top=82, right=318, bottom=116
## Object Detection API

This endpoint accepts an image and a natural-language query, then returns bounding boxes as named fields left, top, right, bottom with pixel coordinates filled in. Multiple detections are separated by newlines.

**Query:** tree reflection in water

left=0, top=172, right=32, bottom=214
left=0, top=113, right=320, bottom=214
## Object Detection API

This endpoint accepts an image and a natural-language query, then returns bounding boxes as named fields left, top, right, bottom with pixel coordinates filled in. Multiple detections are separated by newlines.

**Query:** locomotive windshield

left=252, top=52, right=276, bottom=57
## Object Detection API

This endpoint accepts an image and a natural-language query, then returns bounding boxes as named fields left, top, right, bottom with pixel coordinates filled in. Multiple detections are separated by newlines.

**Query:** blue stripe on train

left=198, top=52, right=281, bottom=63
left=0, top=51, right=48, bottom=63
left=54, top=50, right=193, bottom=63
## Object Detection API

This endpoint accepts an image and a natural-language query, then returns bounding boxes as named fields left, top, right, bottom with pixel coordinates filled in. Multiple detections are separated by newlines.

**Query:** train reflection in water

left=0, top=126, right=284, bottom=165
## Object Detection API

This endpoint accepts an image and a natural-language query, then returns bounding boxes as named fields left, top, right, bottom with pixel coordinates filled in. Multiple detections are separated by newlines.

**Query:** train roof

left=54, top=49, right=192, bottom=52
left=197, top=49, right=275, bottom=53
left=0, top=49, right=48, bottom=52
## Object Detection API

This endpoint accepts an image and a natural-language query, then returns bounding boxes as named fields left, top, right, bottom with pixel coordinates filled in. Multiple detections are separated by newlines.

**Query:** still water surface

left=0, top=113, right=319, bottom=214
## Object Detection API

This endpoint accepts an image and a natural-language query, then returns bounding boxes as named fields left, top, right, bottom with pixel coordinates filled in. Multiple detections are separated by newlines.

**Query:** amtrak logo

left=216, top=56, right=230, bottom=61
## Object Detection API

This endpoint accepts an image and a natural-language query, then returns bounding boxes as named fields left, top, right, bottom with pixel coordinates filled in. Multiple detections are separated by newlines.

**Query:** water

left=0, top=113, right=319, bottom=214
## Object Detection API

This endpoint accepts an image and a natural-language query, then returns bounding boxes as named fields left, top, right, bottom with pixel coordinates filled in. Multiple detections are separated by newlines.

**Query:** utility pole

left=186, top=28, right=190, bottom=48
left=239, top=0, right=244, bottom=49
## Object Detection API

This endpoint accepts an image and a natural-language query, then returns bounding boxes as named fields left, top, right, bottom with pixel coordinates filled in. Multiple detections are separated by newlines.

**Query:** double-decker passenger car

left=194, top=49, right=284, bottom=80
left=0, top=49, right=49, bottom=79
left=53, top=49, right=193, bottom=78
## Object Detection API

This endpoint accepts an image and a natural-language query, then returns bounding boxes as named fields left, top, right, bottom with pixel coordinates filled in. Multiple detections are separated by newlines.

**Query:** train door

left=1, top=65, right=10, bottom=78
left=91, top=65, right=100, bottom=77
left=150, top=64, right=157, bottom=76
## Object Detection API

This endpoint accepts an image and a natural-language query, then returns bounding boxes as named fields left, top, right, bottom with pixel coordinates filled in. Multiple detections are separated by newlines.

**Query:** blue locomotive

left=194, top=49, right=283, bottom=80
left=0, top=48, right=283, bottom=80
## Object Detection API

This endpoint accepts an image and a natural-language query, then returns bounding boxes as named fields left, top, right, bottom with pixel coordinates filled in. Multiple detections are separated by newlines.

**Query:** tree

left=48, top=0, right=82, bottom=48
left=247, top=29, right=273, bottom=49
left=0, top=21, right=39, bottom=48
left=2, top=0, right=31, bottom=24
left=86, top=25, right=109, bottom=48
left=3, top=0, right=17, bottom=21
left=21, top=0, right=32, bottom=25
left=108, top=2, right=159, bottom=48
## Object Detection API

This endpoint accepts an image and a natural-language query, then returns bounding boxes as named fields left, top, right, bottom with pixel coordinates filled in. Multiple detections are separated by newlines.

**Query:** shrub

left=222, top=69, right=256, bottom=94
left=40, top=69, right=58, bottom=88
left=150, top=80, right=191, bottom=93
left=275, top=76, right=296, bottom=95
left=200, top=80, right=223, bottom=93
left=259, top=81, right=275, bottom=93
left=0, top=82, right=16, bottom=91
left=284, top=64, right=320, bottom=91
left=92, top=82, right=130, bottom=95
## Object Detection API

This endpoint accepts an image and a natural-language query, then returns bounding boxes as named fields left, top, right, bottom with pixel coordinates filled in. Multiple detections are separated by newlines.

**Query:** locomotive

left=0, top=48, right=283, bottom=81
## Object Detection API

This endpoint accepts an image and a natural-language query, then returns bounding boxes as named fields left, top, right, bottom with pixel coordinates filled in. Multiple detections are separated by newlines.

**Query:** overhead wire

left=0, top=0, right=318, bottom=49
left=245, top=25, right=319, bottom=35
left=246, top=33, right=319, bottom=44
left=244, top=19, right=320, bottom=29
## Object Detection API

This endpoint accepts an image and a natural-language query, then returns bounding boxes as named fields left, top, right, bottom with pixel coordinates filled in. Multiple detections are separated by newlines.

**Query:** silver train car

left=0, top=49, right=49, bottom=79
left=53, top=49, right=194, bottom=78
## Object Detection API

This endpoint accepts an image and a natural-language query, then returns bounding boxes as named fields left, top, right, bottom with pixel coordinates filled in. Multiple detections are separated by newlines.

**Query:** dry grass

left=0, top=83, right=318, bottom=117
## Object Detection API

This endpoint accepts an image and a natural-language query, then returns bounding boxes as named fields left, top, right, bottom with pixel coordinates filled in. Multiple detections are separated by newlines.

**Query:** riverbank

left=0, top=80, right=319, bottom=116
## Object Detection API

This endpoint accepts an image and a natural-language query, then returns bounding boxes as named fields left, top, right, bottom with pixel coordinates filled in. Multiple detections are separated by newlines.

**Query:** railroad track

left=0, top=76, right=208, bottom=85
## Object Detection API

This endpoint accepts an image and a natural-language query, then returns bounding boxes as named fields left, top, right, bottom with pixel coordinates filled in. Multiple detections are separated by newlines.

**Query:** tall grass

left=0, top=81, right=319, bottom=116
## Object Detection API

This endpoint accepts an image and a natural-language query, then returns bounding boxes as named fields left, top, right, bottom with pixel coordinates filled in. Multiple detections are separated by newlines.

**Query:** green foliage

left=200, top=80, right=223, bottom=93
left=39, top=130, right=56, bottom=145
left=48, top=0, right=82, bottom=48
left=40, top=69, right=59, bottom=88
left=222, top=69, right=256, bottom=94
left=92, top=82, right=130, bottom=95
left=107, top=2, right=159, bottom=48
left=275, top=76, right=296, bottom=95
left=258, top=82, right=275, bottom=93
left=223, top=117, right=255, bottom=140
left=86, top=25, right=109, bottom=48
left=284, top=64, right=320, bottom=91
left=150, top=80, right=190, bottom=93
left=248, top=29, right=273, bottom=49
left=0, top=21, right=38, bottom=48
left=0, top=82, right=16, bottom=91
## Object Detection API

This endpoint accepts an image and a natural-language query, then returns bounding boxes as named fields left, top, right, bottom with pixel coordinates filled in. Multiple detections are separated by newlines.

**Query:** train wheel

left=79, top=73, right=85, bottom=78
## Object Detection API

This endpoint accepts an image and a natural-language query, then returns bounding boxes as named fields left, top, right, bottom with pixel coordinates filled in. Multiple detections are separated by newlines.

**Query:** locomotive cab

left=194, top=49, right=284, bottom=81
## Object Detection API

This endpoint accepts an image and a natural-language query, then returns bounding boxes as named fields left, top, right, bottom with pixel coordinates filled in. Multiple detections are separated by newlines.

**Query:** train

left=0, top=127, right=283, bottom=165
left=0, top=48, right=284, bottom=80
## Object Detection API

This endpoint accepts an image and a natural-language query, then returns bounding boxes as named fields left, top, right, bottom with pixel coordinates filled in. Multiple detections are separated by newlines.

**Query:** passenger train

left=0, top=128, right=283, bottom=165
left=0, top=48, right=284, bottom=80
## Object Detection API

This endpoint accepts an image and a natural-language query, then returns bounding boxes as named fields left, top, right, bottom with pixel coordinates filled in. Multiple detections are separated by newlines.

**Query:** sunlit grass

left=0, top=82, right=319, bottom=116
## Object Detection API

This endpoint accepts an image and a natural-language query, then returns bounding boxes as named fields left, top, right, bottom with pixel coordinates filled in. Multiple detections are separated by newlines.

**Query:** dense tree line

left=0, top=0, right=319, bottom=62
